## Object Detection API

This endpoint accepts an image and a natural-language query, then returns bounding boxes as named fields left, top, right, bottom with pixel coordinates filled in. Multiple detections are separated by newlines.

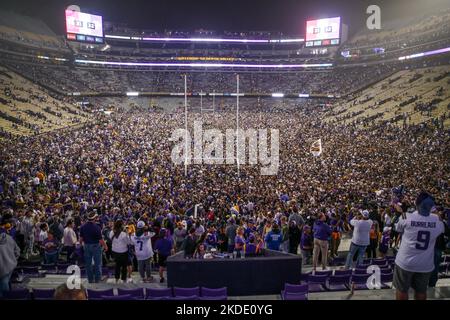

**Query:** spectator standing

left=344, top=210, right=373, bottom=269
left=300, top=225, right=313, bottom=265
left=393, top=192, right=444, bottom=300
left=110, top=219, right=131, bottom=284
left=312, top=213, right=332, bottom=271
left=131, top=221, right=154, bottom=283
left=80, top=212, right=107, bottom=283
left=225, top=218, right=237, bottom=253
left=264, top=223, right=283, bottom=251
left=155, top=228, right=174, bottom=283
left=0, top=232, right=20, bottom=298
left=63, top=219, right=77, bottom=263
left=288, top=220, right=301, bottom=254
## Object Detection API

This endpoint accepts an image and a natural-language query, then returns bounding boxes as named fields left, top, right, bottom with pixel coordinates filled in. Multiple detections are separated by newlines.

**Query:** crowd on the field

left=0, top=103, right=448, bottom=292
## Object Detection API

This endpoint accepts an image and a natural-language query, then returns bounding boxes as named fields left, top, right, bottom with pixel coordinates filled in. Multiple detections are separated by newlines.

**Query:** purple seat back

left=87, top=288, right=114, bottom=299
left=381, top=272, right=393, bottom=282
left=147, top=288, right=173, bottom=298
left=351, top=274, right=370, bottom=284
left=312, top=270, right=333, bottom=277
left=33, top=288, right=56, bottom=300
left=372, top=259, right=387, bottom=266
left=353, top=268, right=368, bottom=274
left=169, top=295, right=199, bottom=300
left=328, top=275, right=351, bottom=284
left=199, top=296, right=227, bottom=301
left=283, top=292, right=307, bottom=300
left=334, top=269, right=352, bottom=276
left=284, top=283, right=308, bottom=294
left=101, top=294, right=133, bottom=300
left=3, top=288, right=30, bottom=300
left=174, top=286, right=200, bottom=297
left=21, top=267, right=39, bottom=274
left=117, top=288, right=145, bottom=299
left=201, top=287, right=227, bottom=297
left=307, top=274, right=328, bottom=284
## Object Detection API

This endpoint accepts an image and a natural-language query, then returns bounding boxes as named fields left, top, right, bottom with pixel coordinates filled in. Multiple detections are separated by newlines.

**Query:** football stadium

left=0, top=0, right=449, bottom=306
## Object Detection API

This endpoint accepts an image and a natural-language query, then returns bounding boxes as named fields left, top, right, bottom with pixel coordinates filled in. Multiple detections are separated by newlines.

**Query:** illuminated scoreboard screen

left=65, top=10, right=104, bottom=43
left=305, top=17, right=341, bottom=47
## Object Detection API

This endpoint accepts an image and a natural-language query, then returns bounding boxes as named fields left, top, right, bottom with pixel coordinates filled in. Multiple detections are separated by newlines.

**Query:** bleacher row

left=4, top=255, right=450, bottom=300
left=282, top=255, right=450, bottom=300
left=1, top=286, right=228, bottom=301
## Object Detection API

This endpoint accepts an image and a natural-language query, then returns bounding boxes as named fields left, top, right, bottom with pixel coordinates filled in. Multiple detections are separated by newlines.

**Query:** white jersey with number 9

left=395, top=211, right=444, bottom=273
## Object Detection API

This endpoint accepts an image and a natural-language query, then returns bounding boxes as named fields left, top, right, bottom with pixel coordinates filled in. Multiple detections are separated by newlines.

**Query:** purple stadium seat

left=353, top=268, right=368, bottom=274
left=101, top=294, right=133, bottom=300
left=2, top=288, right=30, bottom=300
left=334, top=269, right=352, bottom=276
left=41, top=264, right=57, bottom=274
left=146, top=288, right=173, bottom=299
left=57, top=263, right=70, bottom=271
left=372, top=258, right=387, bottom=266
left=199, top=295, right=227, bottom=300
left=363, top=259, right=372, bottom=265
left=327, top=275, right=351, bottom=291
left=117, top=288, right=145, bottom=299
left=356, top=263, right=370, bottom=269
left=311, top=270, right=333, bottom=277
left=87, top=288, right=114, bottom=300
left=281, top=283, right=308, bottom=299
left=169, top=295, right=199, bottom=300
left=201, top=287, right=227, bottom=297
left=173, top=286, right=200, bottom=297
left=33, top=288, right=56, bottom=300
left=283, top=292, right=308, bottom=300
left=21, top=266, right=40, bottom=276
left=307, top=274, right=328, bottom=292
left=351, top=274, right=370, bottom=290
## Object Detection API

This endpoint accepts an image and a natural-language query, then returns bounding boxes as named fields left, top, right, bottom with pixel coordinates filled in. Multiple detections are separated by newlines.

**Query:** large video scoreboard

left=305, top=17, right=341, bottom=47
left=65, top=9, right=104, bottom=44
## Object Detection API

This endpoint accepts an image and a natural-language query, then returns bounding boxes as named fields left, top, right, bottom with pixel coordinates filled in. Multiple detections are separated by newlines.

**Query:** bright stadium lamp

left=271, top=93, right=284, bottom=98
left=126, top=92, right=139, bottom=96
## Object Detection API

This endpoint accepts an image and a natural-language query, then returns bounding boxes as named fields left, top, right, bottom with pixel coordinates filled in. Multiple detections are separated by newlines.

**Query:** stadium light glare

left=398, top=46, right=450, bottom=60
left=271, top=93, right=284, bottom=98
left=74, top=59, right=332, bottom=69
left=298, top=93, right=310, bottom=97
left=126, top=92, right=139, bottom=96
left=106, top=34, right=304, bottom=43
left=105, top=35, right=131, bottom=40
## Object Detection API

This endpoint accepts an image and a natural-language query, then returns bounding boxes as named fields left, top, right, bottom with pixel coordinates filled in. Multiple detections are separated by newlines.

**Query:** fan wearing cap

left=393, top=192, right=445, bottom=300
left=131, top=221, right=155, bottom=283
left=79, top=212, right=108, bottom=283
left=344, top=209, right=373, bottom=269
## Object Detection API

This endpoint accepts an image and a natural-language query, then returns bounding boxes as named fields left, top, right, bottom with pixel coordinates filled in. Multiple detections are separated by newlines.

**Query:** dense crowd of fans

left=0, top=100, right=448, bottom=292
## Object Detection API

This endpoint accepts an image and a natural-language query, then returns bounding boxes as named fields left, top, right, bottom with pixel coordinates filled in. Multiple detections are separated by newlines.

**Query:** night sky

left=0, top=0, right=447, bottom=36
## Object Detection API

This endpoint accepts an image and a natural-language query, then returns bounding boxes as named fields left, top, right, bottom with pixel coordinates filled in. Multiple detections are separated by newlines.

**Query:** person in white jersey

left=393, top=192, right=445, bottom=300
left=344, top=210, right=373, bottom=269
left=131, top=221, right=155, bottom=283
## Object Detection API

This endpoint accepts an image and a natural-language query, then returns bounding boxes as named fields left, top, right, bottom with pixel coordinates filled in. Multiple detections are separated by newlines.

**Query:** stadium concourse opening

left=0, top=0, right=449, bottom=306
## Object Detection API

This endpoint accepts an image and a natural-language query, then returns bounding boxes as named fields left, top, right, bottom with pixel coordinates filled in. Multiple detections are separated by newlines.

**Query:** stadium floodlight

left=126, top=92, right=139, bottom=96
left=75, top=59, right=333, bottom=69
left=298, top=93, right=310, bottom=97
left=271, top=93, right=284, bottom=98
